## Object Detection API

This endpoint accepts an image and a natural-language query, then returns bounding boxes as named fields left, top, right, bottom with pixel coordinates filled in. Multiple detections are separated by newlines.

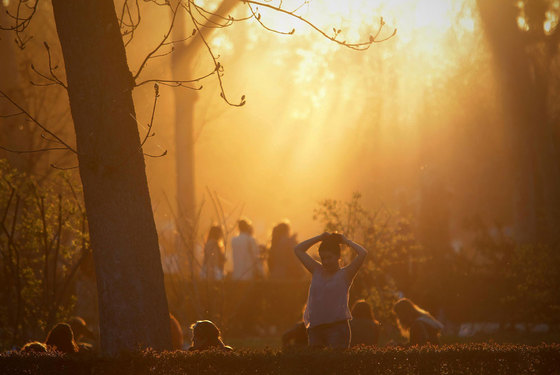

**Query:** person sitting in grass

left=350, top=299, right=381, bottom=347
left=295, top=232, right=367, bottom=349
left=20, top=341, right=47, bottom=353
left=45, top=323, right=79, bottom=354
left=188, top=320, right=233, bottom=352
left=394, top=298, right=443, bottom=346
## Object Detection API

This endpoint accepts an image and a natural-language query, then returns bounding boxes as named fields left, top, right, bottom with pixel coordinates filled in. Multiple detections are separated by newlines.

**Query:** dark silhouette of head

left=352, top=300, right=375, bottom=321
left=190, top=320, right=226, bottom=350
left=238, top=218, right=252, bottom=234
left=21, top=341, right=47, bottom=353
left=207, top=225, right=224, bottom=242
left=394, top=298, right=426, bottom=329
left=272, top=222, right=290, bottom=241
left=68, top=316, right=95, bottom=341
left=45, top=323, right=79, bottom=354
left=318, top=233, right=342, bottom=272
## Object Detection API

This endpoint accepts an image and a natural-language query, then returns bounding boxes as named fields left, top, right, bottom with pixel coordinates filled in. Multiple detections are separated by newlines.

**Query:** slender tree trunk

left=172, top=0, right=238, bottom=225
left=51, top=0, right=171, bottom=354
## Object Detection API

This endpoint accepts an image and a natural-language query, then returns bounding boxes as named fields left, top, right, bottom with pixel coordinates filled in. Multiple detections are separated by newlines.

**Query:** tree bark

left=51, top=0, right=171, bottom=354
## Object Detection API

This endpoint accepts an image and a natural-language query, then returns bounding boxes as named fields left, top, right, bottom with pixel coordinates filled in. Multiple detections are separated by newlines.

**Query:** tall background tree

left=476, top=0, right=560, bottom=245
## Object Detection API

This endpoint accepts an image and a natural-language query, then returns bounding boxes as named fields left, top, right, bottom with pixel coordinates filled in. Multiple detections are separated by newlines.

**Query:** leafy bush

left=313, top=193, right=422, bottom=329
left=1, top=344, right=559, bottom=375
left=0, top=160, right=90, bottom=350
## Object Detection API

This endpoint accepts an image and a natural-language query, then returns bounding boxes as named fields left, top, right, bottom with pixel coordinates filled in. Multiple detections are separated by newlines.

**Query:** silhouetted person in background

left=269, top=222, right=303, bottom=280
left=20, top=341, right=47, bottom=353
left=45, top=323, right=79, bottom=354
left=350, top=300, right=381, bottom=347
left=231, top=218, right=259, bottom=280
left=202, top=225, right=226, bottom=280
left=188, top=320, right=232, bottom=351
left=295, top=232, right=368, bottom=349
left=68, top=316, right=95, bottom=352
left=169, top=313, right=184, bottom=350
left=394, top=298, right=443, bottom=346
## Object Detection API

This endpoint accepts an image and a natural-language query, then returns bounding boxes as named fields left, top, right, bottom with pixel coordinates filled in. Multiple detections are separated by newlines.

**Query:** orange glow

left=138, top=0, right=505, bottom=246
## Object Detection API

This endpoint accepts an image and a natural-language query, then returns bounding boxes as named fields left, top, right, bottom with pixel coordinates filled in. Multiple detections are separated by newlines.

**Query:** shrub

left=0, top=160, right=89, bottom=350
left=1, top=344, right=559, bottom=375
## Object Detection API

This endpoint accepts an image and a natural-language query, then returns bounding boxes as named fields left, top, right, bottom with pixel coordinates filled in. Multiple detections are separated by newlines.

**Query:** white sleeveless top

left=303, top=267, right=354, bottom=329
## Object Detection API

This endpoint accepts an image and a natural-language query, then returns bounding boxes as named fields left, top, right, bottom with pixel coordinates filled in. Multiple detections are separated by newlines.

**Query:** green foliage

left=313, top=193, right=422, bottom=328
left=507, top=244, right=560, bottom=325
left=0, top=159, right=90, bottom=350
left=457, top=217, right=560, bottom=326
left=1, top=344, right=559, bottom=375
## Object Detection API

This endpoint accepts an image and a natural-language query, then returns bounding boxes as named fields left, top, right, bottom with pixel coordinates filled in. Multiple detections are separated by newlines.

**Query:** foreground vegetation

left=1, top=344, right=559, bottom=375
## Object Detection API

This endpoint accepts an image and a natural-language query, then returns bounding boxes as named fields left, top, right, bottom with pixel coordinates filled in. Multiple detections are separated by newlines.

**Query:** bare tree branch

left=133, top=1, right=181, bottom=82
left=0, top=90, right=77, bottom=154
left=144, top=150, right=168, bottom=157
left=0, top=111, right=24, bottom=118
left=242, top=0, right=396, bottom=50
left=0, top=145, right=70, bottom=154
left=247, top=2, right=295, bottom=35
left=0, top=0, right=39, bottom=49
left=50, top=163, right=79, bottom=170
left=135, top=66, right=216, bottom=88
left=185, top=1, right=246, bottom=107
left=140, top=83, right=160, bottom=147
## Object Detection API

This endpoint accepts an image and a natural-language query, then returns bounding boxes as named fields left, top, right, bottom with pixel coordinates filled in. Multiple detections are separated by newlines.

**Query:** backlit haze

left=130, top=0, right=510, bottom=247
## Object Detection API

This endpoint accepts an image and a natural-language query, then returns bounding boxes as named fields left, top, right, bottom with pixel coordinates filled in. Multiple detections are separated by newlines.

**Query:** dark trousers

left=308, top=320, right=350, bottom=349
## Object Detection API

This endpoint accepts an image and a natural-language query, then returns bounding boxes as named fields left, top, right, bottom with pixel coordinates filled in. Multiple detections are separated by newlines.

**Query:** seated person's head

left=45, top=323, right=79, bottom=354
left=393, top=298, right=423, bottom=329
left=351, top=300, right=375, bottom=321
left=20, top=341, right=47, bottom=353
left=190, top=320, right=230, bottom=351
left=318, top=233, right=342, bottom=272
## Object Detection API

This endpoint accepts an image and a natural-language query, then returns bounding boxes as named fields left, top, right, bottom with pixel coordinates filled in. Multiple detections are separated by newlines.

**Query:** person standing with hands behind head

left=295, top=232, right=367, bottom=349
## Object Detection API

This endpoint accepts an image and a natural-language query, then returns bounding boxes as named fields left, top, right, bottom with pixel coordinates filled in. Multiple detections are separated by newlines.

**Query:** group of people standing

left=201, top=219, right=303, bottom=281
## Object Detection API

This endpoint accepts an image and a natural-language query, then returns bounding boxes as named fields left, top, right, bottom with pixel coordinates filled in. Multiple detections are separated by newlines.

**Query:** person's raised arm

left=342, top=235, right=368, bottom=281
left=294, top=233, right=327, bottom=273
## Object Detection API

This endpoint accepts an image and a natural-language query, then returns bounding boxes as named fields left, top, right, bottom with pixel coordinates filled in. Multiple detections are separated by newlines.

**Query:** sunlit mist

left=132, top=0, right=511, bottom=248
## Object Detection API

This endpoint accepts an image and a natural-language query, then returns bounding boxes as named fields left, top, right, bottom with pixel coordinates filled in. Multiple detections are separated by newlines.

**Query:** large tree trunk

left=477, top=0, right=560, bottom=244
left=51, top=0, right=171, bottom=354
